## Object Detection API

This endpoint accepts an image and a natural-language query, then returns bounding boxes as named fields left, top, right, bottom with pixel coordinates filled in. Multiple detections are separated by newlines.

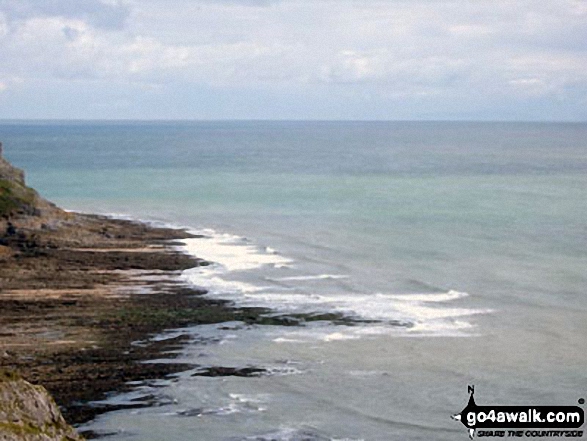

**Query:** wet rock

left=191, top=366, right=267, bottom=378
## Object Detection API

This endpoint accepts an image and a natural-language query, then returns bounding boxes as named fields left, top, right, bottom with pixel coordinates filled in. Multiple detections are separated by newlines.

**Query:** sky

left=0, top=0, right=586, bottom=121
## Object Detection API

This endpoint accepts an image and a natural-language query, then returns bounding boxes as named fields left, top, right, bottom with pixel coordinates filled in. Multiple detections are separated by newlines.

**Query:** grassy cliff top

left=0, top=152, right=58, bottom=220
left=0, top=177, right=38, bottom=218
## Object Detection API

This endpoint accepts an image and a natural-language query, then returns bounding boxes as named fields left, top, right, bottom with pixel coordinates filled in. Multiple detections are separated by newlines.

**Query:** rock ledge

left=0, top=372, right=84, bottom=441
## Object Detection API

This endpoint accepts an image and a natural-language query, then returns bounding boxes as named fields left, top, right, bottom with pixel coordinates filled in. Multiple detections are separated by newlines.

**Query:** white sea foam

left=229, top=393, right=269, bottom=404
left=174, top=393, right=269, bottom=419
left=181, top=232, right=292, bottom=272
left=184, top=268, right=264, bottom=295
left=322, top=332, right=360, bottom=342
left=272, top=337, right=307, bottom=343
left=264, top=366, right=304, bottom=376
left=178, top=231, right=490, bottom=337
left=268, top=274, right=349, bottom=282
left=233, top=426, right=364, bottom=441
left=386, top=290, right=467, bottom=302
left=231, top=291, right=488, bottom=324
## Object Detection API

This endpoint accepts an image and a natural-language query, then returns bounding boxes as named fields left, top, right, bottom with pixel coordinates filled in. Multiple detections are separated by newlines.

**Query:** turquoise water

left=1, top=121, right=586, bottom=440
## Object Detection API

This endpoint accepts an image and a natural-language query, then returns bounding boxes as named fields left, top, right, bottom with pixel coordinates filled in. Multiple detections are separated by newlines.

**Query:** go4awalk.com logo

left=452, top=386, right=585, bottom=439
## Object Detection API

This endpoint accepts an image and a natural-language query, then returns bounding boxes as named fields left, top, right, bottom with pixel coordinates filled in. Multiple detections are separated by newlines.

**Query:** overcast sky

left=0, top=0, right=586, bottom=120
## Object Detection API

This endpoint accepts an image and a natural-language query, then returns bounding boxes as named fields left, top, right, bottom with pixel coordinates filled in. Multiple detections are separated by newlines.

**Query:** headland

left=0, top=146, right=297, bottom=438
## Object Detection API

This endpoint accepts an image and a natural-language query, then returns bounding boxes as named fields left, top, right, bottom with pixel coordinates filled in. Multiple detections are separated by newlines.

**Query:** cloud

left=131, top=0, right=277, bottom=6
left=0, top=0, right=586, bottom=119
left=0, top=0, right=129, bottom=30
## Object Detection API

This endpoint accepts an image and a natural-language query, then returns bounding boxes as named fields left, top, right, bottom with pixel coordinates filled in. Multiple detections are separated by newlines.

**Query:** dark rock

left=191, top=366, right=267, bottom=378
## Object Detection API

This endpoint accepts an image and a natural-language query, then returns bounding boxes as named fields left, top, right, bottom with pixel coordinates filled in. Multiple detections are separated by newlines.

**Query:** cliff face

left=0, top=155, right=35, bottom=218
left=0, top=372, right=84, bottom=441
left=0, top=144, right=207, bottom=435
left=0, top=154, right=25, bottom=187
left=0, top=144, right=64, bottom=223
left=0, top=149, right=84, bottom=440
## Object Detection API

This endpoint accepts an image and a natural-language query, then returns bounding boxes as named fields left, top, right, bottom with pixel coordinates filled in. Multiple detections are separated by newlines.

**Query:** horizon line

left=0, top=118, right=585, bottom=124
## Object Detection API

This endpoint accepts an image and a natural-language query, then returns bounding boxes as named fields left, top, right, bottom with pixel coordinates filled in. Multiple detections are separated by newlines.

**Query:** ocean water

left=1, top=121, right=586, bottom=440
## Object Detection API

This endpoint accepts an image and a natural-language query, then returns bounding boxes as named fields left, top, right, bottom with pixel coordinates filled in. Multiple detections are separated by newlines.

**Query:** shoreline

left=0, top=213, right=214, bottom=428
left=0, top=147, right=356, bottom=439
left=0, top=213, right=238, bottom=425
left=0, top=211, right=345, bottom=438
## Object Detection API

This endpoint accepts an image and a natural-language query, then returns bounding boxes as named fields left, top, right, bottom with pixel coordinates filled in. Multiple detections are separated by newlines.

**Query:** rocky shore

left=0, top=147, right=353, bottom=440
left=0, top=149, right=265, bottom=439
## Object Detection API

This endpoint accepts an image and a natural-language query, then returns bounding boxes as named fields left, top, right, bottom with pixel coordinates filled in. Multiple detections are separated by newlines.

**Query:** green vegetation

left=0, top=369, right=21, bottom=382
left=0, top=419, right=75, bottom=439
left=0, top=421, right=48, bottom=437
left=0, top=178, right=37, bottom=218
left=100, top=304, right=367, bottom=332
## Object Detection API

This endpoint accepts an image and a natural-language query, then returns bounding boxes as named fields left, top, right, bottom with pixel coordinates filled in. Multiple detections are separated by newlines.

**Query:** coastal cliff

left=0, top=144, right=296, bottom=436
left=1, top=146, right=85, bottom=440
left=0, top=144, right=36, bottom=218
left=0, top=372, right=83, bottom=441
left=0, top=145, right=205, bottom=435
left=0, top=142, right=60, bottom=221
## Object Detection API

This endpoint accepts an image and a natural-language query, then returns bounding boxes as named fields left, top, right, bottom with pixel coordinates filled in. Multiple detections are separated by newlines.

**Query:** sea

left=1, top=121, right=585, bottom=440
